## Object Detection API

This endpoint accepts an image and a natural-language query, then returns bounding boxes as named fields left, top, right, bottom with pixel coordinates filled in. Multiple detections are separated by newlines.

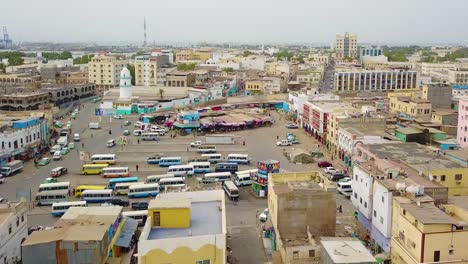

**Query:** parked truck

left=89, top=122, right=101, bottom=129
left=1, top=160, right=24, bottom=176
left=57, top=136, right=68, bottom=147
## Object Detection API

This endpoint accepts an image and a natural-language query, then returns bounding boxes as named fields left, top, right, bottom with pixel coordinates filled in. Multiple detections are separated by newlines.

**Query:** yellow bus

left=81, top=164, right=109, bottom=175
left=74, top=185, right=107, bottom=198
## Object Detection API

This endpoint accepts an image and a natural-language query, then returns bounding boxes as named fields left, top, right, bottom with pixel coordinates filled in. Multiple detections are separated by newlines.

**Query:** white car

left=191, top=141, right=203, bottom=147
left=134, top=121, right=142, bottom=128
left=324, top=167, right=339, bottom=174
left=0, top=174, right=4, bottom=184
left=113, top=115, right=123, bottom=119
left=276, top=139, right=292, bottom=146
left=53, top=151, right=62, bottom=161
left=259, top=208, right=269, bottom=222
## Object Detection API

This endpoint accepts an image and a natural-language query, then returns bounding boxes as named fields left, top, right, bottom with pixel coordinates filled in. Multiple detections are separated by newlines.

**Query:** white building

left=420, top=62, right=455, bottom=76
left=333, top=69, right=418, bottom=92
left=240, top=56, right=266, bottom=71
left=371, top=180, right=394, bottom=252
left=351, top=164, right=374, bottom=220
left=335, top=32, right=358, bottom=59
left=119, top=67, right=132, bottom=99
left=0, top=201, right=29, bottom=264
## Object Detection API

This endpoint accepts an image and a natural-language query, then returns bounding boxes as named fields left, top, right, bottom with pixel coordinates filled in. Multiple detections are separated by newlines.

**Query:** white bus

left=51, top=201, right=87, bottom=217
left=115, top=182, right=144, bottom=195
left=38, top=182, right=70, bottom=192
left=80, top=189, right=113, bottom=203
left=91, top=154, right=117, bottom=164
left=102, top=167, right=130, bottom=178
left=141, top=132, right=160, bottom=141
left=223, top=180, right=239, bottom=201
left=122, top=210, right=148, bottom=226
left=159, top=177, right=186, bottom=191
left=128, top=183, right=160, bottom=198
left=200, top=172, right=232, bottom=184
left=197, top=145, right=216, bottom=153
left=234, top=169, right=257, bottom=186
left=146, top=174, right=175, bottom=184
left=227, top=154, right=250, bottom=165
left=201, top=153, right=223, bottom=163
left=189, top=162, right=211, bottom=173
left=35, top=190, right=69, bottom=206
left=158, top=157, right=182, bottom=167
left=167, top=165, right=194, bottom=176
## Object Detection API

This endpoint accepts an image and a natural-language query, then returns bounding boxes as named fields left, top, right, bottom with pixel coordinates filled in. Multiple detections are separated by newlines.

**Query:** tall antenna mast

left=143, top=17, right=147, bottom=47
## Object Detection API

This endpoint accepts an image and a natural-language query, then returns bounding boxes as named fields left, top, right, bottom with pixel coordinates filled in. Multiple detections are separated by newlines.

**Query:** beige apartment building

left=88, top=55, right=127, bottom=93
left=134, top=55, right=170, bottom=86
left=335, top=32, right=358, bottom=59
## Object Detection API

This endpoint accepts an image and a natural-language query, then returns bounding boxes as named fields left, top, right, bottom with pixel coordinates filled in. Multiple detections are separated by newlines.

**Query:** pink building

left=458, top=98, right=468, bottom=147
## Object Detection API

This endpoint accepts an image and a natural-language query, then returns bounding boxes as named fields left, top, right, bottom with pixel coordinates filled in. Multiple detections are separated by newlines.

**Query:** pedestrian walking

left=82, top=143, right=84, bottom=148
left=338, top=205, right=343, bottom=214
left=276, top=135, right=279, bottom=140
left=137, top=139, right=140, bottom=144
left=186, top=147, right=189, bottom=152
left=136, top=164, right=139, bottom=172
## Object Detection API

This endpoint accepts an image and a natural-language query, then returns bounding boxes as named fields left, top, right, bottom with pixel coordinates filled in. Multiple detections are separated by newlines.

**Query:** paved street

left=0, top=103, right=356, bottom=264
left=319, top=59, right=335, bottom=92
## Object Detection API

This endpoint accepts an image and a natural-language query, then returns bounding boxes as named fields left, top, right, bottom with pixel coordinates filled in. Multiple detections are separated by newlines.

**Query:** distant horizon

left=3, top=0, right=468, bottom=45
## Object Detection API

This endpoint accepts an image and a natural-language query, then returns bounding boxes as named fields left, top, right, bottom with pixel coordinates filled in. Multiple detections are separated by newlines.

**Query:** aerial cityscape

left=1, top=1, right=468, bottom=264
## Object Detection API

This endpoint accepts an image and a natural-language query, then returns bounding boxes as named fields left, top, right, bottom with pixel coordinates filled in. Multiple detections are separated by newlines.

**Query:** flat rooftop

left=364, top=143, right=460, bottom=169
left=401, top=203, right=456, bottom=225
left=321, top=238, right=376, bottom=264
left=148, top=201, right=222, bottom=240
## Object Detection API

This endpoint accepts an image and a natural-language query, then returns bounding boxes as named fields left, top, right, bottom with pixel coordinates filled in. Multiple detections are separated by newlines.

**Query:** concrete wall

left=0, top=202, right=28, bottom=264
left=277, top=190, right=336, bottom=236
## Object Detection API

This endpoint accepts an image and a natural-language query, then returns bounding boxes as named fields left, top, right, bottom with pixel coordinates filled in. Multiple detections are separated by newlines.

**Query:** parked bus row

left=148, top=154, right=250, bottom=166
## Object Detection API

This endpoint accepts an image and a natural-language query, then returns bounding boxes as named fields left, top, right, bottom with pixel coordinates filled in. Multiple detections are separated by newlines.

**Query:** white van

left=73, top=133, right=80, bottom=142
left=133, top=130, right=144, bottom=136
left=50, top=145, right=62, bottom=155
left=234, top=173, right=255, bottom=186
left=223, top=180, right=239, bottom=201
left=106, top=139, right=116, bottom=147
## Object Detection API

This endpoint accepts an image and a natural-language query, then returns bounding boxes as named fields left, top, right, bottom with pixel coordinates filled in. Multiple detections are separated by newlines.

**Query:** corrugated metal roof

left=115, top=218, right=138, bottom=247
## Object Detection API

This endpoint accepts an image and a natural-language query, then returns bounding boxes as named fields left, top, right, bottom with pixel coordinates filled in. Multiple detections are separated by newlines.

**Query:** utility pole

left=143, top=17, right=147, bottom=47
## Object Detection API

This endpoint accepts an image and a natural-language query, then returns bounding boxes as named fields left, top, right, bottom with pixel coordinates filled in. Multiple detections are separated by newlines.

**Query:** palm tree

left=159, top=88, right=164, bottom=99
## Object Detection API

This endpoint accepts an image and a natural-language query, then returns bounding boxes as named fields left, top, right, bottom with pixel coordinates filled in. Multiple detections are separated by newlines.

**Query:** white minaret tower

left=119, top=67, right=133, bottom=99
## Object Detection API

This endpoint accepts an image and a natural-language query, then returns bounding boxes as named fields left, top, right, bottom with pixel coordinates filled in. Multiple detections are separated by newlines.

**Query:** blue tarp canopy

left=115, top=218, right=139, bottom=247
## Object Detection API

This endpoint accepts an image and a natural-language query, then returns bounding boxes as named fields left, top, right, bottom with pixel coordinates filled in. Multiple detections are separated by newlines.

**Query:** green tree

left=177, top=63, right=196, bottom=71
left=8, top=56, right=24, bottom=66
left=127, top=64, right=135, bottom=85
left=42, top=51, right=73, bottom=61
left=223, top=67, right=234, bottom=73
left=242, top=51, right=254, bottom=57
left=73, top=54, right=94, bottom=64
left=274, top=50, right=294, bottom=61
left=0, top=63, right=5, bottom=72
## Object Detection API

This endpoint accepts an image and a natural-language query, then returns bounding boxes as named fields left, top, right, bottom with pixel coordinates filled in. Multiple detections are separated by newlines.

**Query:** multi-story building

left=320, top=237, right=375, bottom=264
left=431, top=110, right=458, bottom=126
left=22, top=206, right=133, bottom=264
left=175, top=49, right=193, bottom=63
left=192, top=48, right=213, bottom=63
left=420, top=62, right=455, bottom=76
left=421, top=83, right=452, bottom=109
left=335, top=32, right=358, bottom=59
left=268, top=171, right=336, bottom=264
left=244, top=79, right=264, bottom=95
left=333, top=69, right=418, bottom=92
left=0, top=116, right=49, bottom=165
left=134, top=55, right=170, bottom=86
left=302, top=101, right=355, bottom=143
left=359, top=46, right=383, bottom=63
left=296, top=69, right=323, bottom=86
left=423, top=167, right=468, bottom=196
left=448, top=67, right=468, bottom=85
left=0, top=92, right=49, bottom=111
left=166, top=71, right=195, bottom=87
left=138, top=190, right=226, bottom=264
left=350, top=142, right=451, bottom=253
left=457, top=98, right=468, bottom=147
left=66, top=71, right=89, bottom=84
left=0, top=201, right=28, bottom=264
left=41, top=83, right=96, bottom=106
left=391, top=196, right=468, bottom=264
left=389, top=96, right=432, bottom=119
left=88, top=55, right=127, bottom=93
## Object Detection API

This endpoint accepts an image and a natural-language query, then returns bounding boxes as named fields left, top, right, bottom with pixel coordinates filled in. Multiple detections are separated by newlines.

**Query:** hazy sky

left=2, top=0, right=468, bottom=44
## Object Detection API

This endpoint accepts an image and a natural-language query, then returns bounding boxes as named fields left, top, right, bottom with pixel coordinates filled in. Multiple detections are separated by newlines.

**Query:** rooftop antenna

left=143, top=17, right=147, bottom=47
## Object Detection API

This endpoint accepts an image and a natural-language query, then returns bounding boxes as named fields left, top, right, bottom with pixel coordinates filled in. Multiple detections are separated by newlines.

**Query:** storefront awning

left=115, top=218, right=139, bottom=248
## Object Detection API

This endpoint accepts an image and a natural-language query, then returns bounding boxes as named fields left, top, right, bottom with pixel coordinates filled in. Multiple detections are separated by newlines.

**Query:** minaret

left=143, top=17, right=147, bottom=47
left=119, top=67, right=133, bottom=99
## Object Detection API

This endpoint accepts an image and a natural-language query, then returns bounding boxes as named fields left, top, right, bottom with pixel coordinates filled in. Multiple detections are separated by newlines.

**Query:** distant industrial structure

left=0, top=26, right=13, bottom=49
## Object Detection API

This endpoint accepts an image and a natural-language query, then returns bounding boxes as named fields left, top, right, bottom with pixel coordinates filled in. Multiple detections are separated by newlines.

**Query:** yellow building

left=88, top=55, right=127, bottom=93
left=138, top=190, right=226, bottom=264
left=425, top=168, right=468, bottom=196
left=193, top=48, right=213, bottom=62
left=389, top=96, right=432, bottom=119
left=245, top=79, right=264, bottom=94
left=391, top=196, right=468, bottom=264
left=175, top=49, right=194, bottom=63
